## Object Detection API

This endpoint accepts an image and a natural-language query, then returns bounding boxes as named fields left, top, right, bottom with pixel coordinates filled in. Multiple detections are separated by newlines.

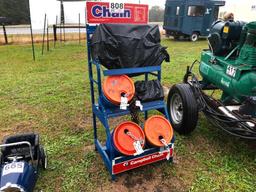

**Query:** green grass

left=0, top=40, right=255, bottom=192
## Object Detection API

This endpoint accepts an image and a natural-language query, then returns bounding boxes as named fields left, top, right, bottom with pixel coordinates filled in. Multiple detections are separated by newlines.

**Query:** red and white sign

left=86, top=2, right=148, bottom=24
left=112, top=148, right=173, bottom=174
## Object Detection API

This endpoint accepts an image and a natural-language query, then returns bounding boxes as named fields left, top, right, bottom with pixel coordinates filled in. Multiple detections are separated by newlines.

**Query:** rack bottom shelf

left=95, top=139, right=174, bottom=179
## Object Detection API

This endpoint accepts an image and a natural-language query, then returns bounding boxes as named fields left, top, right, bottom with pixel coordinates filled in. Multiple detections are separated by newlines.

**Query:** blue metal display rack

left=86, top=24, right=175, bottom=179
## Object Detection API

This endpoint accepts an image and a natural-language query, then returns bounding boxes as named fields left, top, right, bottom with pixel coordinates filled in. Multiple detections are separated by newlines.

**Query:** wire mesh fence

left=0, top=24, right=86, bottom=45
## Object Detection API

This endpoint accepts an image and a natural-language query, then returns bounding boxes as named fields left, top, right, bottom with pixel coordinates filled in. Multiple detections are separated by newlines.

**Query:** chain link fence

left=0, top=24, right=87, bottom=45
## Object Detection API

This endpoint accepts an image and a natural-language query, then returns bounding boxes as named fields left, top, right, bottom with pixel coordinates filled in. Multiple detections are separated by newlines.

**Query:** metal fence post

left=47, top=20, right=49, bottom=51
left=2, top=24, right=8, bottom=44
left=42, top=14, right=47, bottom=55
left=79, top=13, right=81, bottom=45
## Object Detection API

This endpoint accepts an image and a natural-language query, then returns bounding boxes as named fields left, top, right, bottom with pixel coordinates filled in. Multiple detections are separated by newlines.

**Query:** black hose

left=188, top=61, right=256, bottom=139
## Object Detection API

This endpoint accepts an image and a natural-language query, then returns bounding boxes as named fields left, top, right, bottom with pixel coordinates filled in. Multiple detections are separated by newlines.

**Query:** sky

left=118, top=0, right=166, bottom=8
left=30, top=0, right=256, bottom=29
left=30, top=0, right=167, bottom=28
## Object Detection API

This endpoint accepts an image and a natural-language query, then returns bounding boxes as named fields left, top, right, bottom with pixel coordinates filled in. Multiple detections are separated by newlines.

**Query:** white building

left=219, top=0, right=256, bottom=22
left=30, top=0, right=87, bottom=29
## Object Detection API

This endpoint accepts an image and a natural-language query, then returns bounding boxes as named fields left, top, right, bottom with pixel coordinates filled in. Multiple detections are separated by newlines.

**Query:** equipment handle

left=0, top=141, right=34, bottom=162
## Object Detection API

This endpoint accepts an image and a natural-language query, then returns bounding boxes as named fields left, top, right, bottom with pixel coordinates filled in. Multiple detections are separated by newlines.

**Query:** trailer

left=163, top=0, right=225, bottom=41
left=167, top=20, right=256, bottom=139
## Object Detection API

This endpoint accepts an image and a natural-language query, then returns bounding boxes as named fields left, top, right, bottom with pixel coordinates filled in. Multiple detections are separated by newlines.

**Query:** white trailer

left=219, top=0, right=256, bottom=22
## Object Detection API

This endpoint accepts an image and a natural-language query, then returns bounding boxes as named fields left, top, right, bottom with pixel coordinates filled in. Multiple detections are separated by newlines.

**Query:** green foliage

left=149, top=6, right=165, bottom=22
left=0, top=40, right=255, bottom=191
left=0, top=0, right=30, bottom=25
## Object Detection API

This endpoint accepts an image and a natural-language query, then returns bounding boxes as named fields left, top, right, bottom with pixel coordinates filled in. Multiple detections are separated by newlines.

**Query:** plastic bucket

left=105, top=131, right=120, bottom=157
left=144, top=115, right=173, bottom=147
left=106, top=121, right=145, bottom=156
left=101, top=75, right=135, bottom=107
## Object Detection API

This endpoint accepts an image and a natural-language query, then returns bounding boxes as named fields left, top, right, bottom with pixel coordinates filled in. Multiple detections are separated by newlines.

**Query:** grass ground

left=0, top=33, right=86, bottom=45
left=0, top=39, right=255, bottom=192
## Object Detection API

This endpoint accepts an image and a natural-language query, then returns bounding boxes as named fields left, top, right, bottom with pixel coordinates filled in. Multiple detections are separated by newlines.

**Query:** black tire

left=173, top=35, right=180, bottom=40
left=39, top=146, right=47, bottom=170
left=190, top=32, right=199, bottom=42
left=167, top=84, right=199, bottom=134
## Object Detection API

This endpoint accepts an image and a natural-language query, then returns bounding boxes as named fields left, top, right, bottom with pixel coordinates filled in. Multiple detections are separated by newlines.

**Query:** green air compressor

left=167, top=20, right=256, bottom=139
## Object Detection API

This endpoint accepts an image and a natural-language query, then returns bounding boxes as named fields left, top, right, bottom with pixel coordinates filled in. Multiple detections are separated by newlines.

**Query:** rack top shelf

left=91, top=60, right=161, bottom=76
left=94, top=100, right=166, bottom=118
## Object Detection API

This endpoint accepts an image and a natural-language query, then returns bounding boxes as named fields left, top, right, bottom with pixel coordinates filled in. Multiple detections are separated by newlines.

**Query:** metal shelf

left=86, top=24, right=174, bottom=180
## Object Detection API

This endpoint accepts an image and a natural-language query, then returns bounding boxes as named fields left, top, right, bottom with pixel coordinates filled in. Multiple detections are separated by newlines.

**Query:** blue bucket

left=99, top=94, right=118, bottom=108
left=106, top=132, right=120, bottom=157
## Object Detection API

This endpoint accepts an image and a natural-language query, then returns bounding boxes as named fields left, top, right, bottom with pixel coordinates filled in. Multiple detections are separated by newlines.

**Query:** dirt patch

left=83, top=144, right=94, bottom=152
left=0, top=128, right=13, bottom=141
left=53, top=176, right=65, bottom=192
left=90, top=133, right=213, bottom=192
left=243, top=140, right=256, bottom=151
left=13, top=121, right=35, bottom=131
left=71, top=114, right=92, bottom=134
left=0, top=121, right=36, bottom=140
left=93, top=153, right=197, bottom=192
left=98, top=170, right=182, bottom=192
left=162, top=85, right=170, bottom=97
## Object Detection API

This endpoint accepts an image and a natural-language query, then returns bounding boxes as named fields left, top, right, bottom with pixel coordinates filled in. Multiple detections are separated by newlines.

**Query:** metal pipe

left=79, top=13, right=81, bottom=45
left=28, top=0, right=35, bottom=60
left=54, top=15, right=58, bottom=48
left=42, top=13, right=47, bottom=55
left=54, top=25, right=85, bottom=29
left=61, top=0, right=65, bottom=42
left=0, top=141, right=34, bottom=162
left=59, top=6, right=62, bottom=44
left=47, top=20, right=49, bottom=51
left=2, top=24, right=8, bottom=44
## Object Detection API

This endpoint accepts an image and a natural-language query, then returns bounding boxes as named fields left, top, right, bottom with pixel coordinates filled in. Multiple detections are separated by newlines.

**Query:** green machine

left=167, top=20, right=256, bottom=139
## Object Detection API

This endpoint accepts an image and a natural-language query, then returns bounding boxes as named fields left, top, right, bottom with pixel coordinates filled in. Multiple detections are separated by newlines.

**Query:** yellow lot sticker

left=223, top=26, right=229, bottom=33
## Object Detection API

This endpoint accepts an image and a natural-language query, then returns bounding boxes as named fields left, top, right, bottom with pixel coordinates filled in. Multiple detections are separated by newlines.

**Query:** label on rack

left=160, top=138, right=170, bottom=160
left=120, top=96, right=129, bottom=110
left=166, top=151, right=170, bottom=160
left=112, top=147, right=173, bottom=174
left=135, top=100, right=143, bottom=111
left=86, top=2, right=149, bottom=24
left=133, top=141, right=144, bottom=156
left=109, top=2, right=125, bottom=14
left=2, top=162, right=24, bottom=176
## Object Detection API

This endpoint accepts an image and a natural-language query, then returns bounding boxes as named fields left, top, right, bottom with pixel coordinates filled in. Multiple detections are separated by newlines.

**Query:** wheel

left=167, top=84, right=199, bottom=134
left=190, top=32, right=199, bottom=42
left=0, top=155, right=3, bottom=164
left=39, top=146, right=47, bottom=169
left=173, top=35, right=180, bottom=40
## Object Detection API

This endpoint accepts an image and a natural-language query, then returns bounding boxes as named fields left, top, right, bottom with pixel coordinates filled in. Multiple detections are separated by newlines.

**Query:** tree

left=149, top=6, right=165, bottom=22
left=0, top=0, right=30, bottom=25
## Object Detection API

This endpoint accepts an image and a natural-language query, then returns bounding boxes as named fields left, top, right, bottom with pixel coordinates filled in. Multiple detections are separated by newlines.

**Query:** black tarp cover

left=135, top=80, right=164, bottom=102
left=91, top=24, right=170, bottom=69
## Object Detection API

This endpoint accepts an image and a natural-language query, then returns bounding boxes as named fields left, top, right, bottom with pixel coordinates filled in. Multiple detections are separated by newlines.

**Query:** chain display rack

left=86, top=24, right=175, bottom=180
